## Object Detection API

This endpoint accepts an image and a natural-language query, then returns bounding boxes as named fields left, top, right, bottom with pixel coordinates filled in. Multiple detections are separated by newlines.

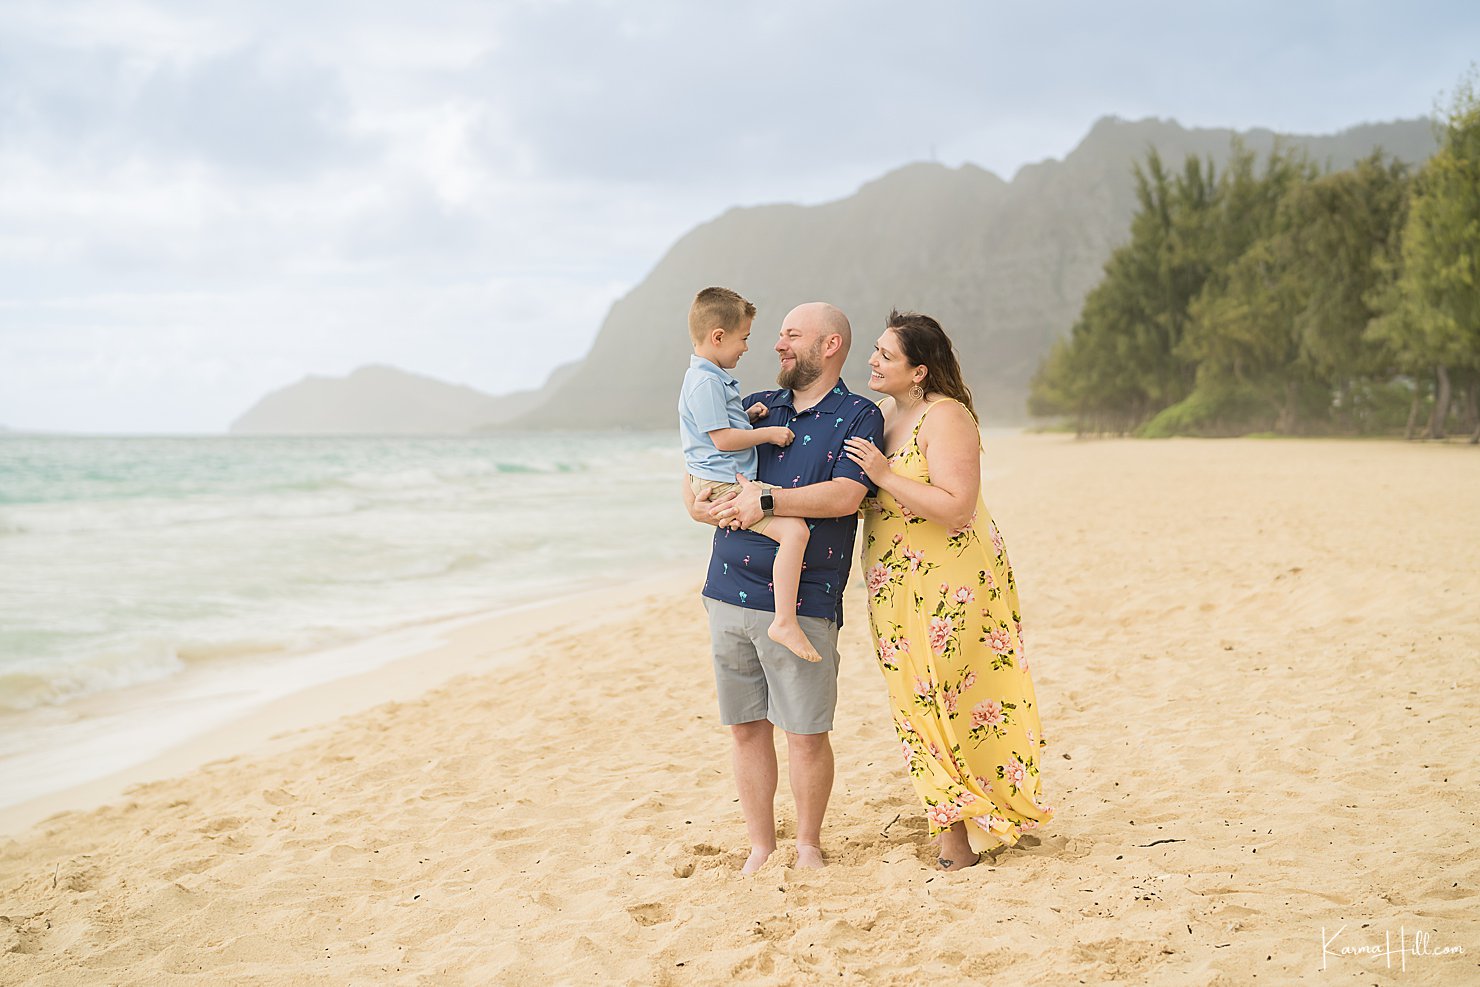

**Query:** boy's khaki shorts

left=690, top=475, right=776, bottom=535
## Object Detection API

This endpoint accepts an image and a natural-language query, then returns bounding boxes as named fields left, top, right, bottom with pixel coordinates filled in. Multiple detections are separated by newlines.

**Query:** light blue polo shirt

left=679, top=354, right=757, bottom=482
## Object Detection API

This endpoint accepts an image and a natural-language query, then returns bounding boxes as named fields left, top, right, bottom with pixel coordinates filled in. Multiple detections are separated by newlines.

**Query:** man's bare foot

left=769, top=619, right=822, bottom=662
left=795, top=843, right=826, bottom=869
left=741, top=845, right=775, bottom=874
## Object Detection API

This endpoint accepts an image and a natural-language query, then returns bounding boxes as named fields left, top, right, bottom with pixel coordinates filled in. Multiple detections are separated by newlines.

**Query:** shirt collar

left=689, top=353, right=739, bottom=387
left=774, top=377, right=855, bottom=415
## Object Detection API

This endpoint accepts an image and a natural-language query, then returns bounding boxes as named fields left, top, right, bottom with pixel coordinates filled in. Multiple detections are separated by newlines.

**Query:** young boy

left=679, top=287, right=819, bottom=663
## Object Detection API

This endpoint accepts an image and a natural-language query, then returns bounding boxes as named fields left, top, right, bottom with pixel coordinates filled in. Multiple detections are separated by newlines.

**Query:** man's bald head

left=786, top=302, right=852, bottom=360
left=776, top=302, right=853, bottom=391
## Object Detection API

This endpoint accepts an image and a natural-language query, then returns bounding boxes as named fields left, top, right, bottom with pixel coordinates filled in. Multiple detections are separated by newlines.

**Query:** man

left=683, top=301, right=884, bottom=873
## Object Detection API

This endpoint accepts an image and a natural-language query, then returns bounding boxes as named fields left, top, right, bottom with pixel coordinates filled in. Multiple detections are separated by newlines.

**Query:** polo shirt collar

left=689, top=353, right=738, bottom=386
left=774, top=377, right=855, bottom=415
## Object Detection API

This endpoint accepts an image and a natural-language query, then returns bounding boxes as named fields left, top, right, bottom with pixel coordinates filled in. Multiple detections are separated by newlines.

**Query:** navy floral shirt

left=702, top=379, right=885, bottom=626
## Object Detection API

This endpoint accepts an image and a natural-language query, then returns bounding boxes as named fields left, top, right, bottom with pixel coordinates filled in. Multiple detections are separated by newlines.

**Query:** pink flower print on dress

left=957, top=790, right=977, bottom=805
left=913, top=675, right=933, bottom=698
left=989, top=521, right=1005, bottom=555
left=971, top=699, right=1004, bottom=728
left=904, top=548, right=926, bottom=571
left=987, top=627, right=1012, bottom=655
left=900, top=738, right=914, bottom=767
left=877, top=637, right=898, bottom=663
left=938, top=581, right=950, bottom=595
left=1002, top=758, right=1028, bottom=788
left=892, top=533, right=903, bottom=544
left=946, top=510, right=977, bottom=538
left=942, top=686, right=959, bottom=714
left=928, top=615, right=954, bottom=654
left=953, top=586, right=975, bottom=604
left=961, top=671, right=977, bottom=690
left=974, top=813, right=1007, bottom=834
left=928, top=741, right=942, bottom=760
left=865, top=562, right=890, bottom=596
left=928, top=803, right=957, bottom=829
left=897, top=636, right=911, bottom=653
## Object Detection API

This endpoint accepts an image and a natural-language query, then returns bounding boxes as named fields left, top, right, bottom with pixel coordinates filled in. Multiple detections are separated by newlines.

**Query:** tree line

left=1029, top=73, right=1480, bottom=441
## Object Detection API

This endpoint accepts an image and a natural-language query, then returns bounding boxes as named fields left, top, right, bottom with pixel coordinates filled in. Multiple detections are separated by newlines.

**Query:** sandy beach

left=2, top=433, right=1476, bottom=985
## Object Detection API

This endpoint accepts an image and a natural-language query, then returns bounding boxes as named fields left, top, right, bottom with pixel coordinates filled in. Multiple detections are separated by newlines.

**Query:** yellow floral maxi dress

left=861, top=399, right=1054, bottom=853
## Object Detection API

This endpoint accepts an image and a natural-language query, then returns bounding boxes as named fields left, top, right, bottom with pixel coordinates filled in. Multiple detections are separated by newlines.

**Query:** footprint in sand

left=196, top=815, right=248, bottom=835
left=626, top=901, right=673, bottom=927
left=0, top=915, right=44, bottom=955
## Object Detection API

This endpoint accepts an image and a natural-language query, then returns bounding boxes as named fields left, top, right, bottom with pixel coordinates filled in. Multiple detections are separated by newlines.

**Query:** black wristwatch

left=760, top=492, right=775, bottom=517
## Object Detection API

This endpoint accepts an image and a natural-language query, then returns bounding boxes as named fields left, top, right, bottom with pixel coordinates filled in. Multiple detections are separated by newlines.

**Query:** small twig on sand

left=881, top=813, right=901, bottom=836
left=1137, top=838, right=1186, bottom=848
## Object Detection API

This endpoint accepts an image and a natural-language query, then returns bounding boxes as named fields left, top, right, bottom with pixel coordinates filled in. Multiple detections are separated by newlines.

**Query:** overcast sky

left=1, top=1, right=1475, bottom=433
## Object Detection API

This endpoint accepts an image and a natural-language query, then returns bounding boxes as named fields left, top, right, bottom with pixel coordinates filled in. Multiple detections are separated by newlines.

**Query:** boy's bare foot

left=795, top=843, right=826, bottom=869
left=741, top=845, right=774, bottom=874
left=769, top=619, right=822, bottom=662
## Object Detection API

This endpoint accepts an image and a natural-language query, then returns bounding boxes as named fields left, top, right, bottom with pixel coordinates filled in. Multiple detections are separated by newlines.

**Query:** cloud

left=131, top=45, right=372, bottom=177
left=0, top=38, right=372, bottom=179
left=465, top=2, right=987, bottom=189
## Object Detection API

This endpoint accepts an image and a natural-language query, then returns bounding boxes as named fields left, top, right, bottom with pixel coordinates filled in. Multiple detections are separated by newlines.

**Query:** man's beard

left=777, top=341, right=825, bottom=391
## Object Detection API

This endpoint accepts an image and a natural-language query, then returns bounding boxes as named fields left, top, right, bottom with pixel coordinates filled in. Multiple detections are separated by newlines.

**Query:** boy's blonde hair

left=688, top=287, right=756, bottom=345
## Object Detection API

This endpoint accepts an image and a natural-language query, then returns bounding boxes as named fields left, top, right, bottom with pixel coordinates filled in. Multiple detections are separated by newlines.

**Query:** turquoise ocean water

left=0, top=432, right=707, bottom=807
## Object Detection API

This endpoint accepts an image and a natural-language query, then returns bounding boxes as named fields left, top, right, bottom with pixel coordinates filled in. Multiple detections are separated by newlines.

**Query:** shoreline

left=0, top=565, right=700, bottom=837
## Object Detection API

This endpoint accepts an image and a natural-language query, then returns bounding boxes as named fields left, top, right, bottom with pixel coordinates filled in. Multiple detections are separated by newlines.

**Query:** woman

left=844, top=310, right=1053, bottom=871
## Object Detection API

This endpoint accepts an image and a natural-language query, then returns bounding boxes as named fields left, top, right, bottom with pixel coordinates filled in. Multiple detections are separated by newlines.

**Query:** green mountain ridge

left=513, top=114, right=1437, bottom=429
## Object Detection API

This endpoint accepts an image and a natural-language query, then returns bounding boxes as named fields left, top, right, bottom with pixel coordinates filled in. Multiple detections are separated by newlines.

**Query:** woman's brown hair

left=884, top=309, right=979, bottom=423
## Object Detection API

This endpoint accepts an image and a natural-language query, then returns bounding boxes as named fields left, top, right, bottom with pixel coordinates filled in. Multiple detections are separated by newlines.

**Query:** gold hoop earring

left=908, top=384, right=925, bottom=403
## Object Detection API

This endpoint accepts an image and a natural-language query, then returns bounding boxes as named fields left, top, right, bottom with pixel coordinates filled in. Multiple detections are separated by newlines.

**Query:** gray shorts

left=703, top=597, right=841, bottom=735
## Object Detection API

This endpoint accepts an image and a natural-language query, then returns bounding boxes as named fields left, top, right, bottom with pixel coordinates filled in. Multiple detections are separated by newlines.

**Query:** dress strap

left=912, top=398, right=962, bottom=435
left=915, top=397, right=983, bottom=451
left=917, top=397, right=959, bottom=424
